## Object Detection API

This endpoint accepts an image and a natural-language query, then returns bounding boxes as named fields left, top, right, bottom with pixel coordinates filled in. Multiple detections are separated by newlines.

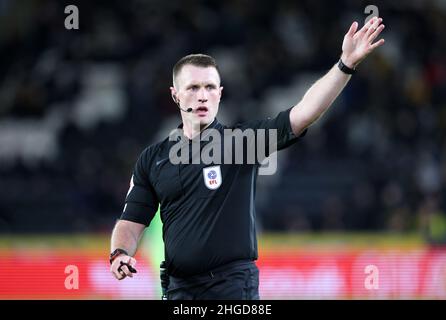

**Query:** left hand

left=341, top=17, right=385, bottom=69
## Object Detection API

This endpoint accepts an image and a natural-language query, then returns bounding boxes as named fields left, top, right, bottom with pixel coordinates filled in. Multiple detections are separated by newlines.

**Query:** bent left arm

left=290, top=17, right=386, bottom=136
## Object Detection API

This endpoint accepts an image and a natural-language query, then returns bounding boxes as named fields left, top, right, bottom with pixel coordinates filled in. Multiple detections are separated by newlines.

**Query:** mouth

left=196, top=106, right=208, bottom=116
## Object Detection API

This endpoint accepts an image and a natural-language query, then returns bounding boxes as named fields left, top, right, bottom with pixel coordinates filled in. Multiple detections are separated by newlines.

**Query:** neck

left=182, top=118, right=214, bottom=140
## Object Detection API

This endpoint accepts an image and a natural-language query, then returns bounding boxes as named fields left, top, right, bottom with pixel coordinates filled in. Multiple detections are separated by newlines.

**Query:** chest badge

left=203, top=165, right=222, bottom=190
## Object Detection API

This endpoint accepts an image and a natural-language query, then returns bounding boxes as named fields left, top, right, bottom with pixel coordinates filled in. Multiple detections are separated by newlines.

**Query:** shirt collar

left=176, top=118, right=220, bottom=142
left=177, top=118, right=219, bottom=130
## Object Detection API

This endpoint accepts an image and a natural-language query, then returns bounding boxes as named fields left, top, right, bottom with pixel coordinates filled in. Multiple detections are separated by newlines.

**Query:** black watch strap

left=110, top=248, right=129, bottom=265
left=338, top=59, right=356, bottom=74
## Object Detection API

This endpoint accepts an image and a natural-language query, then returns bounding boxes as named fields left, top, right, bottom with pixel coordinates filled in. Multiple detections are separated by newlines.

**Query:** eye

left=189, top=85, right=199, bottom=91
left=206, top=85, right=216, bottom=90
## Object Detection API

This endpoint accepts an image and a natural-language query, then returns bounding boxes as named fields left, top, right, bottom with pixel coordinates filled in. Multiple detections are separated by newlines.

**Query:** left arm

left=290, top=17, right=385, bottom=135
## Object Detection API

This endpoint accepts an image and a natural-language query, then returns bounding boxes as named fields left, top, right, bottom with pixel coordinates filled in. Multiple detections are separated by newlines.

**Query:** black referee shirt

left=120, top=107, right=306, bottom=277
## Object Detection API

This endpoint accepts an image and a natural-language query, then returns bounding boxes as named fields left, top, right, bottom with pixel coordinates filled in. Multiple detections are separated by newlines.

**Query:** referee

left=110, top=18, right=385, bottom=300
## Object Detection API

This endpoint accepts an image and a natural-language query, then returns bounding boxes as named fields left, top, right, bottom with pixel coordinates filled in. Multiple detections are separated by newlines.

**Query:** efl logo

left=203, top=166, right=222, bottom=190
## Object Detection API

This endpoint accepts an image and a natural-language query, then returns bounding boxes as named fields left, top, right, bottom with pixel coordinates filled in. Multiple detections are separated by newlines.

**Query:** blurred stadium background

left=1, top=0, right=446, bottom=299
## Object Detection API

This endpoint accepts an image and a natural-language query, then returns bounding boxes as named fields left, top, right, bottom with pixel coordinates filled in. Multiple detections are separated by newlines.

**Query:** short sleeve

left=238, top=107, right=307, bottom=156
left=120, top=148, right=159, bottom=226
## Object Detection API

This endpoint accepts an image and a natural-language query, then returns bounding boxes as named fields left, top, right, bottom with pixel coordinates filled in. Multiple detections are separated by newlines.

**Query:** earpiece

left=172, top=95, right=192, bottom=113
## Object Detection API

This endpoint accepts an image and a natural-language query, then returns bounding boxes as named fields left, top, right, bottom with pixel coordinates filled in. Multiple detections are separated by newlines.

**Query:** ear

left=218, top=86, right=223, bottom=101
left=170, top=86, right=178, bottom=103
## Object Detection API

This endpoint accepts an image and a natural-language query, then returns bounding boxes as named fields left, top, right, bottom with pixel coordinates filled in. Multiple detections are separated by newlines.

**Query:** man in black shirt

left=110, top=18, right=385, bottom=299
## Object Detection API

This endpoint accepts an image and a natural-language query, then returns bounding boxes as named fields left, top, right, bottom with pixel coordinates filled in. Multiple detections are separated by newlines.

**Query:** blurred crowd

left=0, top=0, right=445, bottom=239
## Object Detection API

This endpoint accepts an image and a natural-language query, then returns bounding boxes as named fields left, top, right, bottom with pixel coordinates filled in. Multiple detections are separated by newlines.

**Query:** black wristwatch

left=338, top=58, right=356, bottom=74
left=110, top=248, right=129, bottom=265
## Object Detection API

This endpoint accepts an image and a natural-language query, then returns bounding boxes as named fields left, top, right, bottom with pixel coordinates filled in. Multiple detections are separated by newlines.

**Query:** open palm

left=341, top=17, right=385, bottom=68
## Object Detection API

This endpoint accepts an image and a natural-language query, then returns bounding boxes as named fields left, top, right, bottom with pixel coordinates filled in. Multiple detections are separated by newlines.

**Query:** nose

left=197, top=88, right=208, bottom=103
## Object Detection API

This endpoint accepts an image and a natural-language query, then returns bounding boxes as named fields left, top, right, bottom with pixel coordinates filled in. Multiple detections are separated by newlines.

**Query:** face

left=171, top=65, right=223, bottom=126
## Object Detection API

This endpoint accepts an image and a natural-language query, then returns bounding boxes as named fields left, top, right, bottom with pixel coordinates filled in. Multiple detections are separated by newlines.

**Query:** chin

left=199, top=119, right=211, bottom=127
left=198, top=116, right=213, bottom=126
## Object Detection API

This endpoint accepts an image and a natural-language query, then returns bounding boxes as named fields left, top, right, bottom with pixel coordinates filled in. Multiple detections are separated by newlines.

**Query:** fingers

left=347, top=21, right=358, bottom=37
left=128, top=257, right=137, bottom=267
left=117, top=269, right=127, bottom=280
left=370, top=38, right=385, bottom=50
left=111, top=261, right=126, bottom=280
left=355, top=17, right=376, bottom=38
left=368, top=23, right=385, bottom=43
left=119, top=264, right=134, bottom=278
left=111, top=260, right=123, bottom=280
left=110, top=256, right=137, bottom=280
left=365, top=17, right=383, bottom=38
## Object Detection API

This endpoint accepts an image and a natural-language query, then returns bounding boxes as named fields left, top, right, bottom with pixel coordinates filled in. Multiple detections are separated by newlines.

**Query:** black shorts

left=166, top=260, right=260, bottom=300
